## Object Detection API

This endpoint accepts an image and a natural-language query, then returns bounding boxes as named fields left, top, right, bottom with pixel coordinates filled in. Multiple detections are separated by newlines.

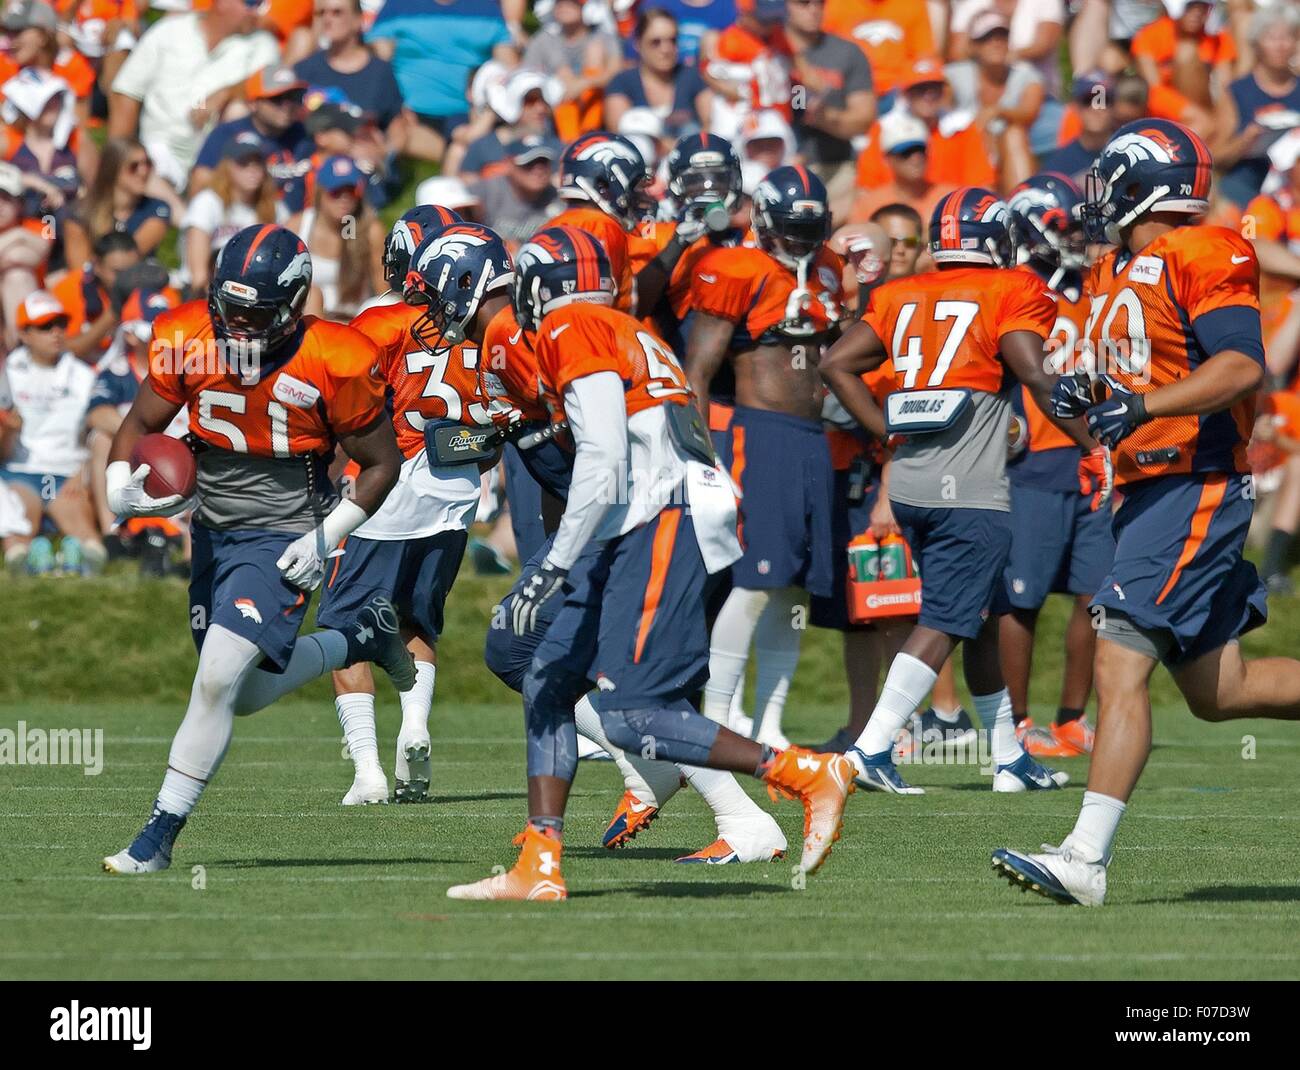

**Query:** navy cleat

left=991, top=846, right=1106, bottom=906
left=103, top=801, right=187, bottom=874
left=848, top=747, right=925, bottom=795
left=346, top=596, right=416, bottom=692
left=915, top=706, right=978, bottom=746
left=993, top=751, right=1069, bottom=792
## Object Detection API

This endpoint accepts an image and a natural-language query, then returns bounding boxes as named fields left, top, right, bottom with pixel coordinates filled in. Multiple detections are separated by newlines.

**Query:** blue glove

left=1086, top=375, right=1150, bottom=448
left=511, top=561, right=569, bottom=635
left=1049, top=369, right=1094, bottom=419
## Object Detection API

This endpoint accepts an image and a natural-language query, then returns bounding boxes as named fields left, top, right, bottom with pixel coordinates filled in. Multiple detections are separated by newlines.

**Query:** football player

left=316, top=210, right=489, bottom=807
left=997, top=173, right=1114, bottom=759
left=447, top=226, right=855, bottom=900
left=820, top=188, right=1098, bottom=795
left=685, top=165, right=844, bottom=750
left=102, top=224, right=415, bottom=874
left=994, top=120, right=1300, bottom=906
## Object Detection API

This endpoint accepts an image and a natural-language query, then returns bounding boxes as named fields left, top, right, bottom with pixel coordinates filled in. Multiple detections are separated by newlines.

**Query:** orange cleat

left=601, top=790, right=660, bottom=849
left=1025, top=717, right=1095, bottom=758
left=1014, top=716, right=1035, bottom=744
left=446, top=823, right=567, bottom=901
left=762, top=747, right=855, bottom=874
left=676, top=838, right=786, bottom=865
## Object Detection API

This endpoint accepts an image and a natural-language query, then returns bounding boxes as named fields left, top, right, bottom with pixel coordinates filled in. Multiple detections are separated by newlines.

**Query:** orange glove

left=1078, top=445, right=1113, bottom=512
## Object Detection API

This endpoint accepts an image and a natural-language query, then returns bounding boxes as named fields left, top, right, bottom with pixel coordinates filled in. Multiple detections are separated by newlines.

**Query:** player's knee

left=596, top=707, right=640, bottom=752
left=1186, top=694, right=1233, bottom=723
left=484, top=626, right=526, bottom=694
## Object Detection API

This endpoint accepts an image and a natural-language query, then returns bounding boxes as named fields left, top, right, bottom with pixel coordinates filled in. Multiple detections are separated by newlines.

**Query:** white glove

left=105, top=460, right=189, bottom=519
left=276, top=498, right=368, bottom=591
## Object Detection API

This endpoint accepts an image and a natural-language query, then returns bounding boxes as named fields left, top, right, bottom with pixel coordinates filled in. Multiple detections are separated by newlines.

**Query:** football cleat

left=394, top=727, right=431, bottom=803
left=763, top=747, right=855, bottom=874
left=991, top=845, right=1107, bottom=907
left=446, top=823, right=567, bottom=901
left=915, top=706, right=978, bottom=747
left=848, top=747, right=925, bottom=795
left=342, top=762, right=389, bottom=806
left=1052, top=717, right=1094, bottom=755
left=346, top=596, right=417, bottom=692
left=1014, top=716, right=1035, bottom=744
left=992, top=752, right=1069, bottom=791
left=676, top=838, right=786, bottom=865
left=102, top=802, right=186, bottom=874
left=602, top=791, right=659, bottom=849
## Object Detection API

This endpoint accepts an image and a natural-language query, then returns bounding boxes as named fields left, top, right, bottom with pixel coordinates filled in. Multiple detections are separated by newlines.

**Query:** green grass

left=1, top=569, right=1299, bottom=980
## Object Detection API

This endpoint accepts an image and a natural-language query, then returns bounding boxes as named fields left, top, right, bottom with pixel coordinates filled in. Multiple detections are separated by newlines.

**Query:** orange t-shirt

left=856, top=119, right=995, bottom=192
left=1131, top=16, right=1236, bottom=87
left=823, top=0, right=934, bottom=96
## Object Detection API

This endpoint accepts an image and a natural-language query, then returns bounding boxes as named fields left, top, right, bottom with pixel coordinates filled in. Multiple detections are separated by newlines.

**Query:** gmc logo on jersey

left=272, top=374, right=321, bottom=409
left=1128, top=256, right=1164, bottom=285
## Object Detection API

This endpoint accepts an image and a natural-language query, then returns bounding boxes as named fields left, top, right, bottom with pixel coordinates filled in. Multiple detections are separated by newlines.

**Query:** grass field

left=2, top=568, right=1299, bottom=980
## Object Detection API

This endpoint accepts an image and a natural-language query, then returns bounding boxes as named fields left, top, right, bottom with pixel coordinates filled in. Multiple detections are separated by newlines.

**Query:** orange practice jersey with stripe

left=534, top=303, right=691, bottom=421
left=481, top=304, right=546, bottom=422
left=864, top=266, right=1055, bottom=394
left=1023, top=280, right=1090, bottom=453
left=1085, top=225, right=1260, bottom=485
left=547, top=206, right=633, bottom=313
left=690, top=244, right=845, bottom=346
left=148, top=302, right=385, bottom=457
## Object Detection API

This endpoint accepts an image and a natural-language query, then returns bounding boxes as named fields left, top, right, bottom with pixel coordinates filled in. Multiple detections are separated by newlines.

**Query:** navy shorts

left=1091, top=472, right=1267, bottom=666
left=717, top=406, right=833, bottom=597
left=189, top=523, right=308, bottom=671
left=892, top=501, right=1012, bottom=640
left=996, top=482, right=1115, bottom=612
left=485, top=534, right=564, bottom=694
left=810, top=470, right=880, bottom=631
left=503, top=443, right=548, bottom=565
left=315, top=529, right=467, bottom=641
left=526, top=504, right=710, bottom=711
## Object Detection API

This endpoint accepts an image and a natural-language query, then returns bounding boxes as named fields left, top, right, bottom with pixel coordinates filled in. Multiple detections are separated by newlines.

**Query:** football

left=129, top=433, right=196, bottom=500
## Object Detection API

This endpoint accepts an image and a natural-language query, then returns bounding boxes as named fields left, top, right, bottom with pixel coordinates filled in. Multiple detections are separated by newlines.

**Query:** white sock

left=702, top=587, right=769, bottom=723
left=1062, top=791, right=1126, bottom=864
left=751, top=587, right=804, bottom=741
left=168, top=624, right=261, bottom=783
left=974, top=689, right=1020, bottom=766
left=157, top=768, right=206, bottom=817
left=233, top=631, right=348, bottom=715
left=399, top=661, right=435, bottom=736
left=855, top=652, right=938, bottom=758
left=728, top=677, right=746, bottom=723
left=933, top=704, right=960, bottom=724
left=336, top=692, right=380, bottom=768
left=682, top=765, right=772, bottom=839
left=573, top=693, right=681, bottom=808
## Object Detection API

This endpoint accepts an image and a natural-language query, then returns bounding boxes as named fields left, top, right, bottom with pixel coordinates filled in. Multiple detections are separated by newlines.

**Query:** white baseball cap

left=415, top=176, right=479, bottom=210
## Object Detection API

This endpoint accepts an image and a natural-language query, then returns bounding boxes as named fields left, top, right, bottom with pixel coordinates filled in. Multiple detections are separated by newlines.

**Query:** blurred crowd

left=2, top=0, right=1300, bottom=587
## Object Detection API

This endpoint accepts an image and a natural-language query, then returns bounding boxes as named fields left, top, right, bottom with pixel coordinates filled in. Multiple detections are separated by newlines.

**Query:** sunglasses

left=324, top=184, right=362, bottom=198
left=644, top=35, right=677, bottom=46
left=791, top=0, right=826, bottom=5
left=126, top=158, right=153, bottom=175
left=29, top=318, right=69, bottom=332
left=891, top=235, right=921, bottom=248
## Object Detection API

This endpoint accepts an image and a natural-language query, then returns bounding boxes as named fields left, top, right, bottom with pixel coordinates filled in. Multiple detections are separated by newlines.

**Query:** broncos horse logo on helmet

left=1007, top=172, right=1087, bottom=273
left=403, top=223, right=513, bottom=351
left=752, top=165, right=831, bottom=270
left=383, top=204, right=463, bottom=293
left=929, top=187, right=1012, bottom=267
left=512, top=225, right=616, bottom=332
left=1082, top=118, right=1212, bottom=243
left=209, top=224, right=312, bottom=359
left=558, top=132, right=651, bottom=232
left=667, top=131, right=743, bottom=215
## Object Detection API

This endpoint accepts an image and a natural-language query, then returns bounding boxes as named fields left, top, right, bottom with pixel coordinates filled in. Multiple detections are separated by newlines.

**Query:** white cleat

left=342, top=762, right=389, bottom=805
left=394, top=728, right=432, bottom=803
left=992, top=752, right=1069, bottom=792
left=991, top=844, right=1107, bottom=906
left=102, top=849, right=170, bottom=874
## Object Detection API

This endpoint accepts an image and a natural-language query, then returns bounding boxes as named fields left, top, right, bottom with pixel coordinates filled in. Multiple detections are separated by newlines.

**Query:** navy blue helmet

left=403, top=223, right=514, bottom=350
left=384, top=204, right=462, bottom=293
left=667, top=131, right=742, bottom=214
left=558, top=132, right=650, bottom=232
left=1082, top=118, right=1212, bottom=244
left=751, top=165, right=831, bottom=269
left=1007, top=172, right=1087, bottom=271
left=209, top=224, right=312, bottom=352
left=512, top=225, right=616, bottom=332
left=929, top=187, right=1012, bottom=267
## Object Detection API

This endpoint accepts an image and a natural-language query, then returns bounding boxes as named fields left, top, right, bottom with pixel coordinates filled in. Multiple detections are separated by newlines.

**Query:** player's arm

left=818, top=319, right=889, bottom=438
left=108, top=378, right=183, bottom=464
left=684, top=310, right=735, bottom=425
left=635, top=232, right=692, bottom=317
left=105, top=378, right=188, bottom=517
left=1000, top=330, right=1094, bottom=450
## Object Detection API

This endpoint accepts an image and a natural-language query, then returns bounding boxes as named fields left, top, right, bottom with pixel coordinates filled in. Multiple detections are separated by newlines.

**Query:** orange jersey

left=1023, top=279, right=1090, bottom=454
left=711, top=23, right=793, bottom=118
left=348, top=301, right=499, bottom=459
left=148, top=301, right=385, bottom=457
left=481, top=303, right=546, bottom=422
left=690, top=244, right=846, bottom=346
left=547, top=205, right=633, bottom=313
left=1086, top=225, right=1261, bottom=486
left=534, top=302, right=690, bottom=422
left=865, top=266, right=1055, bottom=394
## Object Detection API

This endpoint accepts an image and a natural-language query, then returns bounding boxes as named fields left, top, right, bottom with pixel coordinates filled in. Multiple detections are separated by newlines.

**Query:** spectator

left=257, top=0, right=317, bottom=65
left=703, top=0, right=792, bottom=143
left=62, top=137, right=170, bottom=269
left=822, top=0, right=934, bottom=102
left=1, top=68, right=80, bottom=232
left=850, top=112, right=954, bottom=225
left=64, top=0, right=143, bottom=113
left=49, top=230, right=139, bottom=362
left=295, top=0, right=409, bottom=155
left=943, top=11, right=1041, bottom=190
left=1215, top=4, right=1300, bottom=209
left=784, top=0, right=876, bottom=222
left=449, top=68, right=562, bottom=181
left=869, top=200, right=925, bottom=280
left=0, top=160, right=49, bottom=347
left=0, top=289, right=104, bottom=573
left=183, top=132, right=278, bottom=296
left=1040, top=70, right=1121, bottom=188
left=471, top=135, right=561, bottom=249
left=947, top=0, right=1065, bottom=98
left=190, top=64, right=309, bottom=195
left=654, top=0, right=737, bottom=66
left=1131, top=0, right=1240, bottom=113
left=0, top=2, right=96, bottom=107
left=287, top=154, right=385, bottom=320
left=414, top=174, right=482, bottom=221
left=604, top=8, right=713, bottom=135
left=279, top=98, right=394, bottom=214
left=109, top=0, right=280, bottom=188
left=739, top=107, right=796, bottom=172
left=1243, top=133, right=1300, bottom=382
left=524, top=0, right=623, bottom=141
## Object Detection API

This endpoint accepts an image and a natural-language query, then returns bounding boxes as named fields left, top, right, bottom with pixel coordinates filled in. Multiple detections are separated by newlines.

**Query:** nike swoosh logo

left=549, top=324, right=571, bottom=340
left=698, top=274, right=717, bottom=283
left=1231, top=255, right=1249, bottom=264
left=509, top=329, right=523, bottom=344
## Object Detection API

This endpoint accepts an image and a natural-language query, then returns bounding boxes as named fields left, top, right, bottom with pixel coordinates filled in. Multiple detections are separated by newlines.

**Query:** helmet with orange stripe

left=209, top=224, right=312, bottom=354
left=1082, top=118, right=1211, bottom=244
left=558, top=132, right=651, bottom=232
left=384, top=204, right=463, bottom=292
left=512, top=225, right=616, bottom=332
left=404, top=223, right=514, bottom=350
left=752, top=165, right=831, bottom=270
left=928, top=187, right=1012, bottom=267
